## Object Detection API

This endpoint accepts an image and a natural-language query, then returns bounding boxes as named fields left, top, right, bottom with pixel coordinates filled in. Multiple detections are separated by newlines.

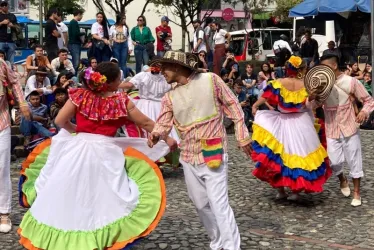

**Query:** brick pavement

left=2, top=131, right=374, bottom=250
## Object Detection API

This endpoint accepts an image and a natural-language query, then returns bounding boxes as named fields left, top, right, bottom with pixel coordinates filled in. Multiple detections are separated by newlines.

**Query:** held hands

left=147, top=132, right=161, bottom=148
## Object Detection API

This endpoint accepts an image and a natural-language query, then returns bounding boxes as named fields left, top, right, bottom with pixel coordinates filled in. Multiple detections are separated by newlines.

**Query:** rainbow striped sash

left=201, top=138, right=223, bottom=168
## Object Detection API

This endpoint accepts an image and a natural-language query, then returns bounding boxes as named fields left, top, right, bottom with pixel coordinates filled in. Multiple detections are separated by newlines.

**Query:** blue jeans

left=0, top=42, right=16, bottom=64
left=113, top=42, right=129, bottom=77
left=157, top=51, right=165, bottom=57
left=20, top=118, right=53, bottom=137
left=68, top=44, right=81, bottom=74
left=134, top=45, right=149, bottom=73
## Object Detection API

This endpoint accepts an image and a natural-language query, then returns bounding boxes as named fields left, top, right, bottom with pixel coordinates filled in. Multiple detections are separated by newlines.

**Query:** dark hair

left=137, top=15, right=147, bottom=26
left=55, top=71, right=71, bottom=87
left=246, top=63, right=254, bottom=68
left=115, top=14, right=129, bottom=37
left=36, top=66, right=48, bottom=73
left=47, top=8, right=58, bottom=19
left=29, top=91, right=40, bottom=97
left=54, top=87, right=68, bottom=96
left=205, top=17, right=213, bottom=26
left=34, top=44, right=43, bottom=51
left=73, top=9, right=84, bottom=16
left=212, top=21, right=222, bottom=32
left=320, top=54, right=339, bottom=64
left=95, top=62, right=121, bottom=84
left=89, top=57, right=97, bottom=65
left=304, top=29, right=311, bottom=36
left=96, top=12, right=110, bottom=39
left=0, top=50, right=5, bottom=57
left=233, top=79, right=243, bottom=87
left=364, top=71, right=372, bottom=77
left=58, top=48, right=68, bottom=54
left=261, top=63, right=272, bottom=74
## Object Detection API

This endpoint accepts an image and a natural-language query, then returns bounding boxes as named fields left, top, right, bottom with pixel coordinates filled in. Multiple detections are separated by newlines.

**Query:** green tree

left=30, top=0, right=83, bottom=18
left=273, top=0, right=302, bottom=22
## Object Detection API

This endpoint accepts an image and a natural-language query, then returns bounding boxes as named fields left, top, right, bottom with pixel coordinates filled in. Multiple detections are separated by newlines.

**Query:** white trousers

left=327, top=132, right=364, bottom=179
left=0, top=127, right=11, bottom=214
left=180, top=154, right=240, bottom=250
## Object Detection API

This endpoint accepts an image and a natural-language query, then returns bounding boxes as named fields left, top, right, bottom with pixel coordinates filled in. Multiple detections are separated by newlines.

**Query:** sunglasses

left=199, top=54, right=205, bottom=57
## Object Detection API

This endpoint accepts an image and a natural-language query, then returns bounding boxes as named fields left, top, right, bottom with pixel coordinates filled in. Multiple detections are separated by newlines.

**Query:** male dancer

left=0, top=58, right=31, bottom=232
left=148, top=51, right=251, bottom=250
left=313, top=54, right=374, bottom=207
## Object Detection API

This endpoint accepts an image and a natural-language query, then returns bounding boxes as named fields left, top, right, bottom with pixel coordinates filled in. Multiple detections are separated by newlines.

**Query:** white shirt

left=130, top=72, right=170, bottom=101
left=272, top=40, right=292, bottom=53
left=204, top=26, right=214, bottom=49
left=109, top=25, right=134, bottom=51
left=25, top=75, right=52, bottom=98
left=51, top=58, right=75, bottom=76
left=213, top=29, right=227, bottom=45
left=91, top=22, right=109, bottom=38
left=193, top=29, right=207, bottom=53
left=57, top=22, right=68, bottom=49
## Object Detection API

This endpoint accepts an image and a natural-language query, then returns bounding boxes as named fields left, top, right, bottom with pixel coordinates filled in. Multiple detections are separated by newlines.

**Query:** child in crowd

left=361, top=72, right=372, bottom=96
left=50, top=88, right=68, bottom=122
left=20, top=91, right=54, bottom=146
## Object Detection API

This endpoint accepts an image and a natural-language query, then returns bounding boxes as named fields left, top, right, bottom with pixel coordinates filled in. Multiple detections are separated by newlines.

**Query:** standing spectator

left=110, top=14, right=132, bottom=77
left=91, top=12, right=111, bottom=63
left=45, top=8, right=61, bottom=62
left=300, top=30, right=319, bottom=68
left=130, top=15, right=155, bottom=73
left=192, top=19, right=206, bottom=54
left=203, top=17, right=214, bottom=71
left=25, top=44, right=53, bottom=76
left=20, top=91, right=53, bottom=146
left=273, top=34, right=292, bottom=77
left=0, top=1, right=18, bottom=64
left=51, top=48, right=75, bottom=77
left=322, top=41, right=341, bottom=59
left=222, top=48, right=239, bottom=80
left=241, top=64, right=258, bottom=96
left=24, top=66, right=53, bottom=100
left=56, top=13, right=68, bottom=49
left=68, top=9, right=85, bottom=73
left=155, top=16, right=172, bottom=57
left=0, top=59, right=31, bottom=233
left=348, top=62, right=364, bottom=80
left=211, top=22, right=230, bottom=75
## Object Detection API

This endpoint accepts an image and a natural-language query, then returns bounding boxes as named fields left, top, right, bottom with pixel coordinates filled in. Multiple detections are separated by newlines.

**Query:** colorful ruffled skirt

left=18, top=130, right=170, bottom=250
left=251, top=110, right=331, bottom=193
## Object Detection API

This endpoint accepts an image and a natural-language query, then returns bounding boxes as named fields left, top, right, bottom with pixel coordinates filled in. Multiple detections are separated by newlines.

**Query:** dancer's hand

left=147, top=132, right=160, bottom=148
left=241, top=143, right=252, bottom=157
left=356, top=110, right=368, bottom=124
left=20, top=105, right=31, bottom=121
left=166, top=137, right=178, bottom=152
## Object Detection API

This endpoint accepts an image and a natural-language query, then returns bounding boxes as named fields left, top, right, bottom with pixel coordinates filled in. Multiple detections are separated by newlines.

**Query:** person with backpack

left=192, top=19, right=206, bottom=54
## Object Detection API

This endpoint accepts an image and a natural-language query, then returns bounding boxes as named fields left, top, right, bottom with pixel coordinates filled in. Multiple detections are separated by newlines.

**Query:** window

left=230, top=35, right=245, bottom=56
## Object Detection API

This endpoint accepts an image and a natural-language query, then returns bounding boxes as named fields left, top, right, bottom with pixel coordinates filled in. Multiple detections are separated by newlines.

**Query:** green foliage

left=29, top=0, right=83, bottom=16
left=273, top=0, right=302, bottom=22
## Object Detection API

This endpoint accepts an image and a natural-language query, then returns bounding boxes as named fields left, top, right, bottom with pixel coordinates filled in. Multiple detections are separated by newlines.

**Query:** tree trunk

left=181, top=27, right=186, bottom=52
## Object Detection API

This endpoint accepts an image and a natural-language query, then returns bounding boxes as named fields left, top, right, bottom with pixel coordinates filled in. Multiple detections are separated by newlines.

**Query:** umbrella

left=289, top=0, right=370, bottom=17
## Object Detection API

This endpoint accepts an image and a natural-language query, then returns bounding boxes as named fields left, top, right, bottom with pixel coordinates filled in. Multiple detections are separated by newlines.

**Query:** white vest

left=168, top=73, right=219, bottom=129
left=325, top=74, right=352, bottom=108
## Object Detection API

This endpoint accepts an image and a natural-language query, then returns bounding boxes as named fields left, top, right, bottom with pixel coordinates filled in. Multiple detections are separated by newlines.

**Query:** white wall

left=27, top=0, right=189, bottom=51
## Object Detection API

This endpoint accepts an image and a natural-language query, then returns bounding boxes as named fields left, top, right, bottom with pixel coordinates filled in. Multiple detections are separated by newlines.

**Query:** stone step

left=11, top=125, right=21, bottom=135
left=13, top=145, right=29, bottom=158
left=12, top=134, right=24, bottom=147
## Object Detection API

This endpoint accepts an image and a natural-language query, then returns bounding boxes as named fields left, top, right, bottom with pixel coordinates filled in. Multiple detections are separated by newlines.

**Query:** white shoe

left=341, top=186, right=351, bottom=197
left=287, top=193, right=300, bottom=201
left=0, top=215, right=12, bottom=233
left=351, top=197, right=362, bottom=207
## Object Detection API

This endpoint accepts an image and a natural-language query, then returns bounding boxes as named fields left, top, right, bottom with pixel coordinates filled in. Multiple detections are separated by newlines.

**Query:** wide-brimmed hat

left=304, top=65, right=336, bottom=103
left=149, top=51, right=199, bottom=71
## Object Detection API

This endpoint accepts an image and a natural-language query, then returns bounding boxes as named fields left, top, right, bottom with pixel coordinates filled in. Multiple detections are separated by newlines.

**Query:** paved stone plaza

left=2, top=131, right=374, bottom=250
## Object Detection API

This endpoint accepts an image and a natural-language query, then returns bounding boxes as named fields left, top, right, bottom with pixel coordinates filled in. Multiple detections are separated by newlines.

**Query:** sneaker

left=351, top=197, right=362, bottom=207
left=0, top=215, right=12, bottom=233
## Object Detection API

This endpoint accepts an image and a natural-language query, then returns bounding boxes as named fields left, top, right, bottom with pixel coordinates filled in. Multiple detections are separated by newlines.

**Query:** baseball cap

left=110, top=57, right=119, bottom=63
left=161, top=16, right=169, bottom=22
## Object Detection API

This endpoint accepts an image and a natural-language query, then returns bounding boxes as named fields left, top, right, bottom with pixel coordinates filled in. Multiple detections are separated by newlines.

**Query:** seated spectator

left=110, top=57, right=124, bottom=81
left=347, top=62, right=363, bottom=80
left=24, top=66, right=53, bottom=103
left=241, top=64, right=258, bottom=96
left=25, top=44, right=53, bottom=77
left=198, top=51, right=208, bottom=71
left=363, top=63, right=372, bottom=75
left=51, top=48, right=75, bottom=77
left=221, top=69, right=229, bottom=83
left=53, top=71, right=77, bottom=91
left=20, top=91, right=54, bottom=146
left=233, top=80, right=252, bottom=129
left=50, top=88, right=68, bottom=123
left=322, top=41, right=341, bottom=59
left=221, top=48, right=240, bottom=80
left=361, top=72, right=372, bottom=96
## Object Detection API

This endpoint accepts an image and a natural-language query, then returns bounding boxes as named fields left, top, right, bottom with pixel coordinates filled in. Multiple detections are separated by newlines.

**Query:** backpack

left=195, top=27, right=210, bottom=52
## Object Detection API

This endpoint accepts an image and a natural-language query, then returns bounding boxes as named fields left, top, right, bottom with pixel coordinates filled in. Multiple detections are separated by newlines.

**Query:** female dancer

left=251, top=56, right=331, bottom=200
left=18, top=62, right=177, bottom=249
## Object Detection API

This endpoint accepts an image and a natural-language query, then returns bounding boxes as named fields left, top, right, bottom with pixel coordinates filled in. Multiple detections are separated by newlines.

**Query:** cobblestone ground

left=2, top=131, right=374, bottom=250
